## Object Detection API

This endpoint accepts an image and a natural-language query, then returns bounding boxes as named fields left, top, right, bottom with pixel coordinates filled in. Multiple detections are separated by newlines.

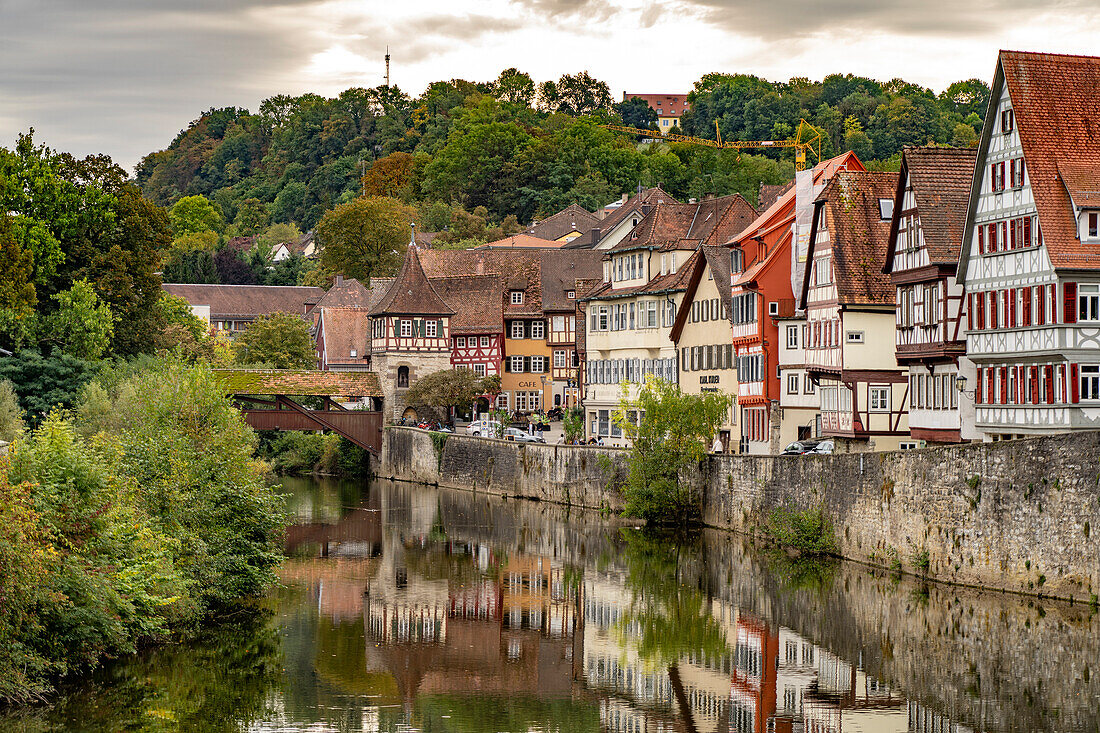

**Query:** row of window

left=454, top=336, right=492, bottom=348
left=977, top=215, right=1040, bottom=254
left=495, top=390, right=543, bottom=412
left=737, top=353, right=764, bottom=383
left=730, top=292, right=756, bottom=325
left=588, top=301, right=676, bottom=332
left=909, top=372, right=959, bottom=410
left=744, top=407, right=768, bottom=442
left=611, top=252, right=645, bottom=282
left=509, top=320, right=545, bottom=340
left=894, top=212, right=922, bottom=254
left=822, top=383, right=897, bottom=413
left=785, top=372, right=816, bottom=395
left=989, top=158, right=1025, bottom=192
left=589, top=409, right=641, bottom=438
left=504, top=355, right=548, bottom=373
left=898, top=283, right=940, bottom=328
left=966, top=282, right=1093, bottom=330
left=372, top=318, right=445, bottom=338
left=973, top=363, right=1099, bottom=404
left=585, top=358, right=676, bottom=385
left=681, top=344, right=734, bottom=372
left=690, top=297, right=727, bottom=324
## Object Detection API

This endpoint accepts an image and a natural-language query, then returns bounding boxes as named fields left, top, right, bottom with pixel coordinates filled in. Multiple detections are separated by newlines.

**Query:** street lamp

left=955, top=374, right=974, bottom=397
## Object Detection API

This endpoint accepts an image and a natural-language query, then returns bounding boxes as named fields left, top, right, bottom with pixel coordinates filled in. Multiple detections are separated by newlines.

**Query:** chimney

left=641, top=204, right=652, bottom=217
left=335, top=274, right=344, bottom=287
left=589, top=227, right=601, bottom=247
left=621, top=193, right=628, bottom=203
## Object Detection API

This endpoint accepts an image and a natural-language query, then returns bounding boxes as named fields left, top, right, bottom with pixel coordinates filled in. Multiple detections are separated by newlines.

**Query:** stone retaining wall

left=379, top=426, right=1100, bottom=600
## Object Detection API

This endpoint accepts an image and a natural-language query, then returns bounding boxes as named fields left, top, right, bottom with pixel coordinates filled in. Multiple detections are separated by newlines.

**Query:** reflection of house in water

left=731, top=612, right=778, bottom=732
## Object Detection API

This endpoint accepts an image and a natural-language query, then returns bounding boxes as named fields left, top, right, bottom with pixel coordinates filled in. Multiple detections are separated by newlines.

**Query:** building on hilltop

left=622, top=93, right=690, bottom=131
left=725, top=152, right=863, bottom=454
left=369, top=246, right=454, bottom=422
left=958, top=50, right=1100, bottom=441
left=800, top=171, right=910, bottom=452
left=884, top=146, right=978, bottom=444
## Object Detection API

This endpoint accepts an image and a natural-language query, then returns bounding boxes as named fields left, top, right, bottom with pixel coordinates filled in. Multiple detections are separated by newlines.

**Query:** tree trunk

left=667, top=662, right=698, bottom=733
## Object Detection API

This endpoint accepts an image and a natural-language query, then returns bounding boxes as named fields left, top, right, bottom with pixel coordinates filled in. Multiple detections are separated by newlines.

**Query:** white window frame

left=531, top=320, right=545, bottom=339
left=425, top=320, right=437, bottom=337
left=803, top=373, right=816, bottom=394
left=511, top=321, right=525, bottom=339
left=400, top=319, right=412, bottom=337
left=510, top=290, right=524, bottom=304
left=473, top=363, right=486, bottom=378
left=510, top=355, right=525, bottom=372
left=456, top=336, right=466, bottom=348
left=869, top=385, right=890, bottom=412
left=530, top=355, right=545, bottom=373
left=480, top=335, right=490, bottom=348
left=786, top=373, right=799, bottom=394
left=1081, top=365, right=1100, bottom=401
left=846, top=331, right=865, bottom=344
left=786, top=325, right=798, bottom=349
left=553, top=350, right=568, bottom=368
left=1079, top=284, right=1100, bottom=322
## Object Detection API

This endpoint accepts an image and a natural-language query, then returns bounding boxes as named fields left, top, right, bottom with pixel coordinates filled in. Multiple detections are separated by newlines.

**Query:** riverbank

left=379, top=426, right=1100, bottom=602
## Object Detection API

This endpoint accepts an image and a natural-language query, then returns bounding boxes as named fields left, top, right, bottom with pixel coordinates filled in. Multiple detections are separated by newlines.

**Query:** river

left=15, top=476, right=1100, bottom=732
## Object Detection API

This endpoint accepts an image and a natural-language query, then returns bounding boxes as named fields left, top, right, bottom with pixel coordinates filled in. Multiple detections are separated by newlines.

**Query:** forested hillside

left=136, top=69, right=989, bottom=232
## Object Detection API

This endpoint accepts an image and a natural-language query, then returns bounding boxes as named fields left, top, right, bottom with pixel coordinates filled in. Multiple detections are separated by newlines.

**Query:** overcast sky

left=3, top=0, right=1099, bottom=171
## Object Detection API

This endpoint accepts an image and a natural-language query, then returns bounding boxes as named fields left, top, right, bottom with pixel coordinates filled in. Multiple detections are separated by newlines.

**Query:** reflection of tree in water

left=615, top=529, right=729, bottom=733
left=34, top=605, right=281, bottom=732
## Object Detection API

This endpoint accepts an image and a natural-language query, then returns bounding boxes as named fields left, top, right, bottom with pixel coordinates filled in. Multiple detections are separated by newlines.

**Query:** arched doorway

left=397, top=365, right=410, bottom=388
left=401, top=406, right=418, bottom=423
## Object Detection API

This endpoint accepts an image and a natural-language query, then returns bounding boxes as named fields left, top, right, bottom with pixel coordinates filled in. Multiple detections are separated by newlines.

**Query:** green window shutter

left=438, top=319, right=445, bottom=336
left=523, top=356, right=531, bottom=373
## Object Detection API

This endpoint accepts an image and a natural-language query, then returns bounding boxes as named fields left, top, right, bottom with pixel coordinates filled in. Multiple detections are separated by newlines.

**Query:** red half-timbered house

left=429, top=275, right=505, bottom=379
left=884, top=146, right=977, bottom=443
left=801, top=171, right=910, bottom=451
left=727, top=152, right=864, bottom=453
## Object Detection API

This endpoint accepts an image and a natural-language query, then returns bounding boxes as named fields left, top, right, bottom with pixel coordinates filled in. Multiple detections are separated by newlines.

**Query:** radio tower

left=384, top=47, right=390, bottom=88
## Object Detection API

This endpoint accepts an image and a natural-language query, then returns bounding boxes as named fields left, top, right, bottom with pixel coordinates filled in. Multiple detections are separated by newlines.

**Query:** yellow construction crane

left=602, top=118, right=823, bottom=171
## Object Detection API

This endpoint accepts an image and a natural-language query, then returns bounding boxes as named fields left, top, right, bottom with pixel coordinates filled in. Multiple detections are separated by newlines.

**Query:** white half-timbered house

left=884, top=146, right=978, bottom=443
left=369, top=246, right=455, bottom=421
left=958, top=51, right=1100, bottom=440
left=801, top=171, right=910, bottom=451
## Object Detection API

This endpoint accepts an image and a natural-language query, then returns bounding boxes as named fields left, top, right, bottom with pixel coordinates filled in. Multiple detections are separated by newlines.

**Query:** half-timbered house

left=884, top=146, right=978, bottom=443
left=369, top=246, right=454, bottom=421
left=428, top=275, right=505, bottom=380
left=541, top=250, right=604, bottom=408
left=726, top=152, right=863, bottom=453
left=958, top=50, right=1100, bottom=440
left=801, top=171, right=910, bottom=451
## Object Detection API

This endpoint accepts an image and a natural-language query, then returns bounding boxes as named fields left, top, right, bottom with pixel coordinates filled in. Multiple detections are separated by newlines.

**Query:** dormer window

left=567, top=290, right=575, bottom=299
left=730, top=249, right=744, bottom=273
left=1001, top=109, right=1014, bottom=134
left=878, top=198, right=893, bottom=220
left=350, top=349, right=357, bottom=358
left=510, top=290, right=524, bottom=304
left=1085, top=211, right=1100, bottom=242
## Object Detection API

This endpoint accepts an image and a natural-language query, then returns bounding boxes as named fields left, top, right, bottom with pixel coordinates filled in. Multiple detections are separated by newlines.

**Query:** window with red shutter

left=1000, top=367, right=1008, bottom=404
left=1023, top=286, right=1032, bottom=326
left=1008, top=288, right=1016, bottom=328
left=1036, top=285, right=1045, bottom=324
left=977, top=292, right=985, bottom=329
left=1009, top=219, right=1017, bottom=249
left=1059, top=364, right=1067, bottom=403
left=975, top=370, right=983, bottom=404
left=967, top=293, right=974, bottom=330
left=1023, top=217, right=1032, bottom=248
left=1071, top=364, right=1080, bottom=403
left=1064, top=282, right=1078, bottom=323
left=1000, top=222, right=1008, bottom=252
left=978, top=226, right=985, bottom=254
left=1009, top=159, right=1016, bottom=190
left=1045, top=365, right=1055, bottom=403
left=990, top=291, right=999, bottom=329
left=1031, top=366, right=1040, bottom=404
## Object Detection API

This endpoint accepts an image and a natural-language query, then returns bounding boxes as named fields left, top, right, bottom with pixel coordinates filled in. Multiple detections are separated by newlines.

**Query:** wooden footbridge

left=215, top=369, right=385, bottom=454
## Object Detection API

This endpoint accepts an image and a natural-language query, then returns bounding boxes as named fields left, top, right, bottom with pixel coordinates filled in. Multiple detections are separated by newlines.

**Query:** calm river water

left=16, top=476, right=1100, bottom=732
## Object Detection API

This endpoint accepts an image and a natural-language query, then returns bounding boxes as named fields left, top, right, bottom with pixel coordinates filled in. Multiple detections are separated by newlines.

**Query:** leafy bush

left=0, top=379, right=24, bottom=442
left=762, top=505, right=837, bottom=557
left=0, top=349, right=99, bottom=426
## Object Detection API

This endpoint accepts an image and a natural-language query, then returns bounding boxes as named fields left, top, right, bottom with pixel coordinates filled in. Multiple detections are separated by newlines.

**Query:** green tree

left=232, top=198, right=269, bottom=236
left=169, top=195, right=224, bottom=236
left=492, top=68, right=536, bottom=106
left=316, top=196, right=415, bottom=284
left=615, top=96, right=658, bottom=129
left=233, top=312, right=315, bottom=369
left=0, top=379, right=23, bottom=443
left=254, top=222, right=303, bottom=257
left=403, top=369, right=500, bottom=417
left=615, top=376, right=732, bottom=524
left=163, top=248, right=218, bottom=284
left=951, top=123, right=979, bottom=147
left=0, top=214, right=37, bottom=350
left=548, top=72, right=613, bottom=116
left=0, top=350, right=99, bottom=425
left=44, top=279, right=114, bottom=360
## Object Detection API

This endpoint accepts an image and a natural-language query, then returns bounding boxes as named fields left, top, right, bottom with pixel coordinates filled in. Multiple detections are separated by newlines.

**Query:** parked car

left=466, top=420, right=503, bottom=437
left=809, top=440, right=834, bottom=455
left=503, top=427, right=545, bottom=443
left=781, top=440, right=820, bottom=455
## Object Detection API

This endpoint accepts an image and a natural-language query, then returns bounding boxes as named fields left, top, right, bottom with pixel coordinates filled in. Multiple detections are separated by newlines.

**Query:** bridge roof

left=214, top=369, right=383, bottom=397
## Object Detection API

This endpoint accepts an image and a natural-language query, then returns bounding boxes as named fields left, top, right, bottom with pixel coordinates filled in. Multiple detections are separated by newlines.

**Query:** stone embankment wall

left=379, top=427, right=1100, bottom=600
left=379, top=427, right=629, bottom=510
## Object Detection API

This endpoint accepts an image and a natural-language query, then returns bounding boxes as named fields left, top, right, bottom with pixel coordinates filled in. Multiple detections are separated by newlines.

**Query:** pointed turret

left=370, top=245, right=454, bottom=317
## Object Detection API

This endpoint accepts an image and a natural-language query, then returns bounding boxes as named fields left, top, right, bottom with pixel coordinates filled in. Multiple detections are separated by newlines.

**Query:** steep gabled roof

left=885, top=146, right=977, bottom=272
left=803, top=171, right=899, bottom=307
left=161, top=283, right=324, bottom=319
left=370, top=246, right=454, bottom=317
left=318, top=307, right=371, bottom=364
left=419, top=249, right=544, bottom=317
left=758, top=181, right=793, bottom=211
left=583, top=251, right=697, bottom=302
left=597, top=186, right=678, bottom=236
left=614, top=194, right=758, bottom=252
left=961, top=50, right=1100, bottom=276
left=476, top=233, right=567, bottom=249
left=428, top=275, right=504, bottom=334
left=313, top=277, right=374, bottom=309
left=525, top=203, right=600, bottom=241
left=669, top=246, right=733, bottom=342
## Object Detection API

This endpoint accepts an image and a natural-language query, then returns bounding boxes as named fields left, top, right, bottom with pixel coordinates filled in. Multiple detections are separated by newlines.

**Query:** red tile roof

left=419, top=249, right=544, bottom=317
left=623, top=93, right=691, bottom=117
left=539, top=250, right=605, bottom=311
left=427, top=275, right=504, bottom=333
left=317, top=307, right=371, bottom=365
left=885, top=146, right=977, bottom=271
left=370, top=246, right=454, bottom=316
left=998, top=50, right=1100, bottom=270
left=475, top=233, right=568, bottom=249
left=161, top=283, right=324, bottom=319
left=614, top=194, right=758, bottom=252
left=807, top=171, right=899, bottom=306
left=594, top=186, right=678, bottom=239
left=525, top=203, right=600, bottom=242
